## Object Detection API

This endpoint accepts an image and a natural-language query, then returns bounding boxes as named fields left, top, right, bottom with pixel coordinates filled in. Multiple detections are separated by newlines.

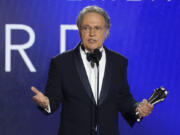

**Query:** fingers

left=32, top=94, right=49, bottom=108
left=31, top=86, right=41, bottom=95
left=32, top=95, right=40, bottom=104
left=31, top=86, right=49, bottom=108
left=136, top=99, right=154, bottom=117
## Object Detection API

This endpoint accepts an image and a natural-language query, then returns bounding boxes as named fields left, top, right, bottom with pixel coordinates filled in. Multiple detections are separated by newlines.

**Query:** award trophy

left=136, top=86, right=168, bottom=122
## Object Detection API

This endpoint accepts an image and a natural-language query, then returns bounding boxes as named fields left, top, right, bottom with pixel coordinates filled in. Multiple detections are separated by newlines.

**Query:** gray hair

left=76, top=6, right=111, bottom=29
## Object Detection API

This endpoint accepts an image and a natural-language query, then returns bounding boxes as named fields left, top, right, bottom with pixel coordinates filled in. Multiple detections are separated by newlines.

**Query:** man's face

left=79, top=12, right=109, bottom=52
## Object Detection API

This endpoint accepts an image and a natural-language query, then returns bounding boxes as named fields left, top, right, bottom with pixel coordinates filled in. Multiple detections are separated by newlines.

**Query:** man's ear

left=78, top=29, right=82, bottom=38
left=104, top=29, right=109, bottom=39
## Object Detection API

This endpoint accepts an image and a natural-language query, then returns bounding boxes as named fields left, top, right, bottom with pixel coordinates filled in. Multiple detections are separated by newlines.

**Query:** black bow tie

left=86, top=49, right=102, bottom=68
left=81, top=45, right=102, bottom=68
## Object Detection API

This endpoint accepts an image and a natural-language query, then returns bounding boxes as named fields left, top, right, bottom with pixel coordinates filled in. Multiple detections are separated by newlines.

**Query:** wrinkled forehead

left=81, top=12, right=106, bottom=27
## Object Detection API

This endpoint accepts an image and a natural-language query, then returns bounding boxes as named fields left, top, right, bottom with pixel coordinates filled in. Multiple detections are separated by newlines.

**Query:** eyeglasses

left=80, top=26, right=105, bottom=33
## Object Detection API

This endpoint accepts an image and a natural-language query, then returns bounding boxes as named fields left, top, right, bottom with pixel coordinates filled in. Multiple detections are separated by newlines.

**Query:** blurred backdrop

left=0, top=0, right=179, bottom=135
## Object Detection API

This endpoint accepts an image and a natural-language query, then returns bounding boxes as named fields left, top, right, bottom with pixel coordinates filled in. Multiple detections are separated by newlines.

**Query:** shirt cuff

left=44, top=97, right=51, bottom=113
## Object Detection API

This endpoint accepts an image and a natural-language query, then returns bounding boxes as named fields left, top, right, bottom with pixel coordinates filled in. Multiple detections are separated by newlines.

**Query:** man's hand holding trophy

left=136, top=86, right=168, bottom=122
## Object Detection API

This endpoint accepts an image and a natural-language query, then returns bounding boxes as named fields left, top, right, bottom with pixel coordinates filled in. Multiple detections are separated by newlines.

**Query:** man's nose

left=89, top=28, right=95, bottom=36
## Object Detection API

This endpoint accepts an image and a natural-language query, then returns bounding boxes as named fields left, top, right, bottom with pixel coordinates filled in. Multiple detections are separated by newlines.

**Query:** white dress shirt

left=80, top=45, right=106, bottom=104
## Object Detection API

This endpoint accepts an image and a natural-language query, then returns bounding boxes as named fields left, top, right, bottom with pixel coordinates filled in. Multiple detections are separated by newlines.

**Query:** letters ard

left=4, top=24, right=78, bottom=72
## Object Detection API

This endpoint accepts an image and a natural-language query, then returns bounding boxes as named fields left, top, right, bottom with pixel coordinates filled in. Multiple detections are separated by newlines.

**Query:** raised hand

left=31, top=86, right=49, bottom=109
left=136, top=99, right=154, bottom=117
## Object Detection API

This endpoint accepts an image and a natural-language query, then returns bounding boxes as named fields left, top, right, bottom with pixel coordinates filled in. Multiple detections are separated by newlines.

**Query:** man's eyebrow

left=81, top=25, right=102, bottom=27
left=82, top=24, right=93, bottom=26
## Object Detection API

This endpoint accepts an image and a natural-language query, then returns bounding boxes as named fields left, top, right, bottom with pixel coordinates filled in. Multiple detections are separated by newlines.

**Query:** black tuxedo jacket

left=43, top=43, right=138, bottom=135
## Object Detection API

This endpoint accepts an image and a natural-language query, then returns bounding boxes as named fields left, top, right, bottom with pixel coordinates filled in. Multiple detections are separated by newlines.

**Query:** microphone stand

left=96, top=62, right=100, bottom=135
left=91, top=56, right=100, bottom=135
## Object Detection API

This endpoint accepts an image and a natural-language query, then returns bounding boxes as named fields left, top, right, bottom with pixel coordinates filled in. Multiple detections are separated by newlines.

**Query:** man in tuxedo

left=31, top=6, right=153, bottom=135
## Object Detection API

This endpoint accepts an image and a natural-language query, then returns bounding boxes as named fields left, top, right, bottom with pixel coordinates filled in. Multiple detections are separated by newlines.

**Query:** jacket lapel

left=73, top=44, right=96, bottom=105
left=99, top=47, right=112, bottom=105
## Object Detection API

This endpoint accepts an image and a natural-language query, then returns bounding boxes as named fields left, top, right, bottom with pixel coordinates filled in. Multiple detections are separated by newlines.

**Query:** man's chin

left=88, top=47, right=100, bottom=52
left=84, top=46, right=96, bottom=51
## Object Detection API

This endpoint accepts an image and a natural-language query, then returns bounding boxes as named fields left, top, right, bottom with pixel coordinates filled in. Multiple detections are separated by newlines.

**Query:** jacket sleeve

left=117, top=60, right=138, bottom=127
left=42, top=58, right=64, bottom=114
